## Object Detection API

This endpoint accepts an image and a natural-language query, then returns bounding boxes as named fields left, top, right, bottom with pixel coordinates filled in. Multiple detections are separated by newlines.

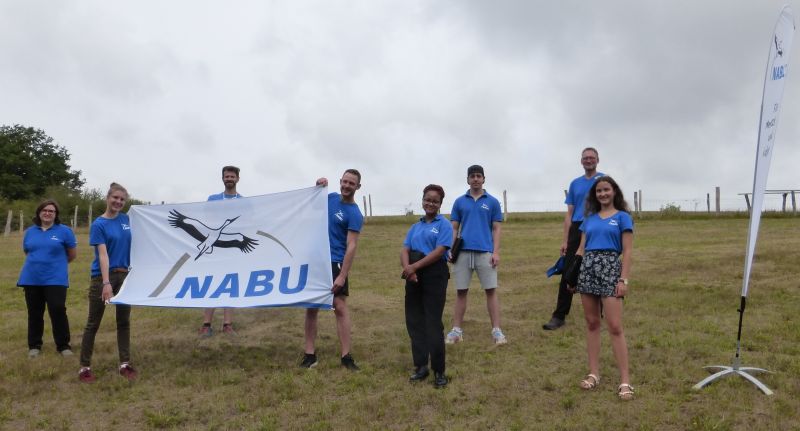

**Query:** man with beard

left=301, top=169, right=364, bottom=370
left=199, top=165, right=243, bottom=337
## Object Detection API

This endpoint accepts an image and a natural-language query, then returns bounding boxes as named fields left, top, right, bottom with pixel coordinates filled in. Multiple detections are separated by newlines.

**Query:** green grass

left=1, top=213, right=799, bottom=430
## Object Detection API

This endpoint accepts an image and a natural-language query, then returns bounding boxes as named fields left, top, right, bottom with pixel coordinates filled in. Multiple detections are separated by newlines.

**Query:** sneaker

left=79, top=367, right=96, bottom=383
left=492, top=328, right=508, bottom=345
left=60, top=349, right=74, bottom=357
left=28, top=348, right=41, bottom=358
left=299, top=353, right=318, bottom=369
left=340, top=353, right=360, bottom=371
left=222, top=323, right=236, bottom=335
left=198, top=325, right=213, bottom=337
left=445, top=327, right=463, bottom=344
left=119, top=362, right=138, bottom=381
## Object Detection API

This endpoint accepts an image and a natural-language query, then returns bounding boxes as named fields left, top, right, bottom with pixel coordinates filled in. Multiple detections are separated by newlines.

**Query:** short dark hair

left=467, top=165, right=484, bottom=177
left=222, top=165, right=240, bottom=176
left=582, top=147, right=599, bottom=157
left=423, top=184, right=445, bottom=202
left=32, top=199, right=62, bottom=226
left=343, top=168, right=361, bottom=184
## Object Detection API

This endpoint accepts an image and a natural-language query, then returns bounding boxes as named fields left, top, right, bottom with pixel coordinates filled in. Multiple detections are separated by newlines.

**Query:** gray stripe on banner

left=149, top=253, right=191, bottom=297
left=256, top=231, right=293, bottom=257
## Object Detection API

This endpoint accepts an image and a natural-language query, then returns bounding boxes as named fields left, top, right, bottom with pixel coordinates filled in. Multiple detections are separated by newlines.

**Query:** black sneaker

left=299, top=353, right=318, bottom=369
left=340, top=353, right=359, bottom=371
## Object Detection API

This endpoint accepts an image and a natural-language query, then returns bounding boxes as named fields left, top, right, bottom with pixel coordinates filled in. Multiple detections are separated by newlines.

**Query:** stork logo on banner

left=775, top=35, right=784, bottom=59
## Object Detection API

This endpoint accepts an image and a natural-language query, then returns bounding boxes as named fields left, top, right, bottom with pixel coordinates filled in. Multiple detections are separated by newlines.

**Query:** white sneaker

left=60, top=349, right=74, bottom=357
left=28, top=349, right=41, bottom=358
left=492, top=328, right=507, bottom=345
left=445, top=327, right=463, bottom=344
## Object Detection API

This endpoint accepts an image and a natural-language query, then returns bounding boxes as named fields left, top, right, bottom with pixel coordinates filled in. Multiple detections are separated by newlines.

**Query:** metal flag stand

left=692, top=297, right=773, bottom=395
left=693, top=5, right=794, bottom=396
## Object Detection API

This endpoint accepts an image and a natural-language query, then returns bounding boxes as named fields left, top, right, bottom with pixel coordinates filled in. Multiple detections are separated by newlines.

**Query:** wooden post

left=88, top=205, right=93, bottom=226
left=792, top=191, right=797, bottom=214
left=3, top=210, right=11, bottom=237
left=73, top=205, right=78, bottom=229
left=19, top=211, right=24, bottom=233
left=638, top=189, right=642, bottom=215
left=744, top=194, right=751, bottom=212
left=362, top=196, right=368, bottom=221
left=368, top=194, right=373, bottom=217
left=706, top=193, right=711, bottom=213
left=633, top=191, right=639, bottom=212
left=564, top=190, right=568, bottom=198
left=502, top=190, right=508, bottom=221
left=782, top=193, right=788, bottom=212
left=715, top=187, right=720, bottom=214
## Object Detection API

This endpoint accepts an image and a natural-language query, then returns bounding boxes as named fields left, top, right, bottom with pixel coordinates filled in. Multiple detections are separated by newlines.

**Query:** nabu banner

left=111, top=186, right=333, bottom=309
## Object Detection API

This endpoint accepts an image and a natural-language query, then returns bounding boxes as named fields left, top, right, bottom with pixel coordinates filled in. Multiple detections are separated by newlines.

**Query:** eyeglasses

left=40, top=209, right=56, bottom=214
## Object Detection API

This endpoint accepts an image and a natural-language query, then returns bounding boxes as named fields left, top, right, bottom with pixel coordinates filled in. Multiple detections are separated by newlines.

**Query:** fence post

left=782, top=193, right=788, bottom=212
left=362, top=196, right=368, bottom=221
left=73, top=205, right=79, bottom=229
left=706, top=193, right=711, bottom=213
left=563, top=190, right=568, bottom=198
left=792, top=191, right=797, bottom=214
left=368, top=194, right=373, bottom=217
left=502, top=190, right=508, bottom=221
left=633, top=191, right=639, bottom=212
left=715, top=187, right=720, bottom=214
left=88, top=205, right=93, bottom=226
left=3, top=210, right=11, bottom=237
left=638, top=189, right=643, bottom=216
left=19, top=211, right=24, bottom=233
left=744, top=194, right=751, bottom=212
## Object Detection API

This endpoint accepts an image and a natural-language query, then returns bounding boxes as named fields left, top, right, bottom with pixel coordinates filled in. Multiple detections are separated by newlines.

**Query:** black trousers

left=23, top=286, right=71, bottom=352
left=405, top=259, right=449, bottom=373
left=552, top=221, right=582, bottom=320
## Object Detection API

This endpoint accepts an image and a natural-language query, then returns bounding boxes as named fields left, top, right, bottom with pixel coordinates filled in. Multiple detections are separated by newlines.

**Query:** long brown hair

left=584, top=176, right=630, bottom=216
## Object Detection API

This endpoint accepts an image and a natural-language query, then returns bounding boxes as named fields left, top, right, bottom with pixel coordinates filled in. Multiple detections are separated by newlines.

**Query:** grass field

left=1, top=213, right=798, bottom=430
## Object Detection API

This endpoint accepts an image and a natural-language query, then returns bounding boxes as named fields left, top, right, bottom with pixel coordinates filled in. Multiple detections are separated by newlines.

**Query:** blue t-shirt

left=207, top=192, right=242, bottom=201
left=580, top=211, right=633, bottom=253
left=90, top=214, right=132, bottom=277
left=450, top=190, right=503, bottom=253
left=565, top=172, right=604, bottom=222
left=403, top=214, right=453, bottom=262
left=17, top=224, right=77, bottom=287
left=328, top=192, right=363, bottom=263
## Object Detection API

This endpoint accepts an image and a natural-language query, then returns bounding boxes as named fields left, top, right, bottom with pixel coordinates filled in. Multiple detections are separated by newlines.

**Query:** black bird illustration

left=168, top=210, right=259, bottom=260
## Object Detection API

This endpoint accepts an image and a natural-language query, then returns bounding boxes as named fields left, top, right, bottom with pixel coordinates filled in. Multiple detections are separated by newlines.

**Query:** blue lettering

left=279, top=264, right=309, bottom=294
left=245, top=270, right=274, bottom=297
left=772, top=65, right=785, bottom=80
left=210, top=273, right=240, bottom=298
left=176, top=276, right=214, bottom=298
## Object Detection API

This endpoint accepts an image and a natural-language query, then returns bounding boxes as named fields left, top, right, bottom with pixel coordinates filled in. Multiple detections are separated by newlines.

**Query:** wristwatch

left=618, top=278, right=629, bottom=285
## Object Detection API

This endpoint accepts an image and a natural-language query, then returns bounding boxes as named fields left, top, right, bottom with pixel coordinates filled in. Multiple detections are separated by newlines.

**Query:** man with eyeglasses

left=543, top=148, right=604, bottom=330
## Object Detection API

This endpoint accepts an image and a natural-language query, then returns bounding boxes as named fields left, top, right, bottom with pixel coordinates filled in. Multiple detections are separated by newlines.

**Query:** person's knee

left=585, top=318, right=602, bottom=331
left=606, top=321, right=624, bottom=337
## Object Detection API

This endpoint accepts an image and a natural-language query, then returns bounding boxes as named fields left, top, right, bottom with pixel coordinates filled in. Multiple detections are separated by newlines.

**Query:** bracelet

left=103, top=282, right=111, bottom=286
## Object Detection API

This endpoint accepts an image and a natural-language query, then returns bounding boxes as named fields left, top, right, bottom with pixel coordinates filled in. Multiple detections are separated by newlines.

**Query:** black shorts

left=331, top=262, right=349, bottom=297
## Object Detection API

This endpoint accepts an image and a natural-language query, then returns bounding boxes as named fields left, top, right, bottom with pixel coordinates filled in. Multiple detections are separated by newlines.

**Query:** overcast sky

left=2, top=0, right=799, bottom=214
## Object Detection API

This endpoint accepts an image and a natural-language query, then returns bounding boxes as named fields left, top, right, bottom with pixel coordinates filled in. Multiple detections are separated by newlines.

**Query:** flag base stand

left=693, top=356, right=773, bottom=395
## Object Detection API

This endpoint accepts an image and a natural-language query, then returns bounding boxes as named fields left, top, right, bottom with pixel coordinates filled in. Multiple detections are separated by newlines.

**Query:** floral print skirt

left=576, top=250, right=621, bottom=297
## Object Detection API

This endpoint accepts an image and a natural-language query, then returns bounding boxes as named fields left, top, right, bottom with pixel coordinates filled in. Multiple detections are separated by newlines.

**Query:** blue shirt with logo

left=450, top=190, right=503, bottom=253
left=328, top=193, right=363, bottom=263
left=403, top=214, right=453, bottom=262
left=565, top=172, right=604, bottom=222
left=580, top=211, right=633, bottom=253
left=90, top=214, right=132, bottom=276
left=207, top=192, right=242, bottom=201
left=17, top=224, right=77, bottom=287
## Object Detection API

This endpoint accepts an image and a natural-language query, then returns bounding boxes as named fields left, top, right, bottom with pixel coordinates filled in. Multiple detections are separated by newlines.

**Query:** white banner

left=742, top=6, right=795, bottom=297
left=111, top=186, right=333, bottom=309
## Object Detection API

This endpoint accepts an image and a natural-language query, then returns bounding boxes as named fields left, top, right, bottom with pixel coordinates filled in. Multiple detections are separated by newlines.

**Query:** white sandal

left=579, top=374, right=600, bottom=390
left=617, top=383, right=635, bottom=400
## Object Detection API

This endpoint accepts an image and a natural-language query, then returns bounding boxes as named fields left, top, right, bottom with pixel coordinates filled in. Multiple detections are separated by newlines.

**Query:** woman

left=400, top=184, right=453, bottom=388
left=78, top=183, right=137, bottom=383
left=17, top=200, right=78, bottom=358
left=570, top=176, right=634, bottom=400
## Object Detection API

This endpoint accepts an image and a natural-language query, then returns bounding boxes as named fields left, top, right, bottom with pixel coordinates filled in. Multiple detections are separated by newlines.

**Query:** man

left=445, top=165, right=507, bottom=345
left=199, top=165, right=243, bottom=337
left=301, top=169, right=363, bottom=370
left=543, top=148, right=604, bottom=330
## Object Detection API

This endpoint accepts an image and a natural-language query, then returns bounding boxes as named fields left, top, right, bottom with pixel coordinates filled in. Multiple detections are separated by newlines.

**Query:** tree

left=0, top=125, right=85, bottom=200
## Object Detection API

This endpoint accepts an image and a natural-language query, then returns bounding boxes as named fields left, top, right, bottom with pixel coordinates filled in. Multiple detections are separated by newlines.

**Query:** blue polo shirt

left=328, top=192, right=363, bottom=263
left=565, top=172, right=604, bottom=222
left=208, top=192, right=242, bottom=201
left=450, top=190, right=503, bottom=253
left=90, top=214, right=132, bottom=277
left=403, top=214, right=453, bottom=262
left=17, top=224, right=77, bottom=287
left=580, top=211, right=633, bottom=253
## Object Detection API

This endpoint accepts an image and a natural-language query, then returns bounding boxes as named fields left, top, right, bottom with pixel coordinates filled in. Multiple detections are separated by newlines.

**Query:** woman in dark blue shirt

left=400, top=184, right=453, bottom=388
left=17, top=200, right=77, bottom=358
left=570, top=176, right=634, bottom=400
left=78, top=183, right=136, bottom=383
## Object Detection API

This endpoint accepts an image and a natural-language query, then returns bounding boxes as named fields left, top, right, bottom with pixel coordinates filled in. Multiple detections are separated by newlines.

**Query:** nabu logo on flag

left=111, top=186, right=333, bottom=309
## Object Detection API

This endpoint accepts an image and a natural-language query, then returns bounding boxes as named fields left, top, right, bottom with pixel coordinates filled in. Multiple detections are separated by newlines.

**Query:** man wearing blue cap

left=543, top=148, right=604, bottom=330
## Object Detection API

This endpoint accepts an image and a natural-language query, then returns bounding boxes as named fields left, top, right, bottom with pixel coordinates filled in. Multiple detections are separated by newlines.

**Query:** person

left=301, top=169, right=363, bottom=370
left=199, top=165, right=243, bottom=337
left=543, top=147, right=604, bottom=330
left=78, top=183, right=137, bottom=383
left=401, top=184, right=452, bottom=388
left=17, top=200, right=78, bottom=358
left=569, top=176, right=634, bottom=400
left=445, top=165, right=506, bottom=345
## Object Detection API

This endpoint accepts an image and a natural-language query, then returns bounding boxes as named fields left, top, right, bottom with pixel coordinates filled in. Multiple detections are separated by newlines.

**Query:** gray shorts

left=453, top=251, right=497, bottom=290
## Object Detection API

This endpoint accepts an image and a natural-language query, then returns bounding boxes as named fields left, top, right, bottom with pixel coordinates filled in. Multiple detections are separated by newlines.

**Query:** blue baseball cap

left=546, top=256, right=565, bottom=278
